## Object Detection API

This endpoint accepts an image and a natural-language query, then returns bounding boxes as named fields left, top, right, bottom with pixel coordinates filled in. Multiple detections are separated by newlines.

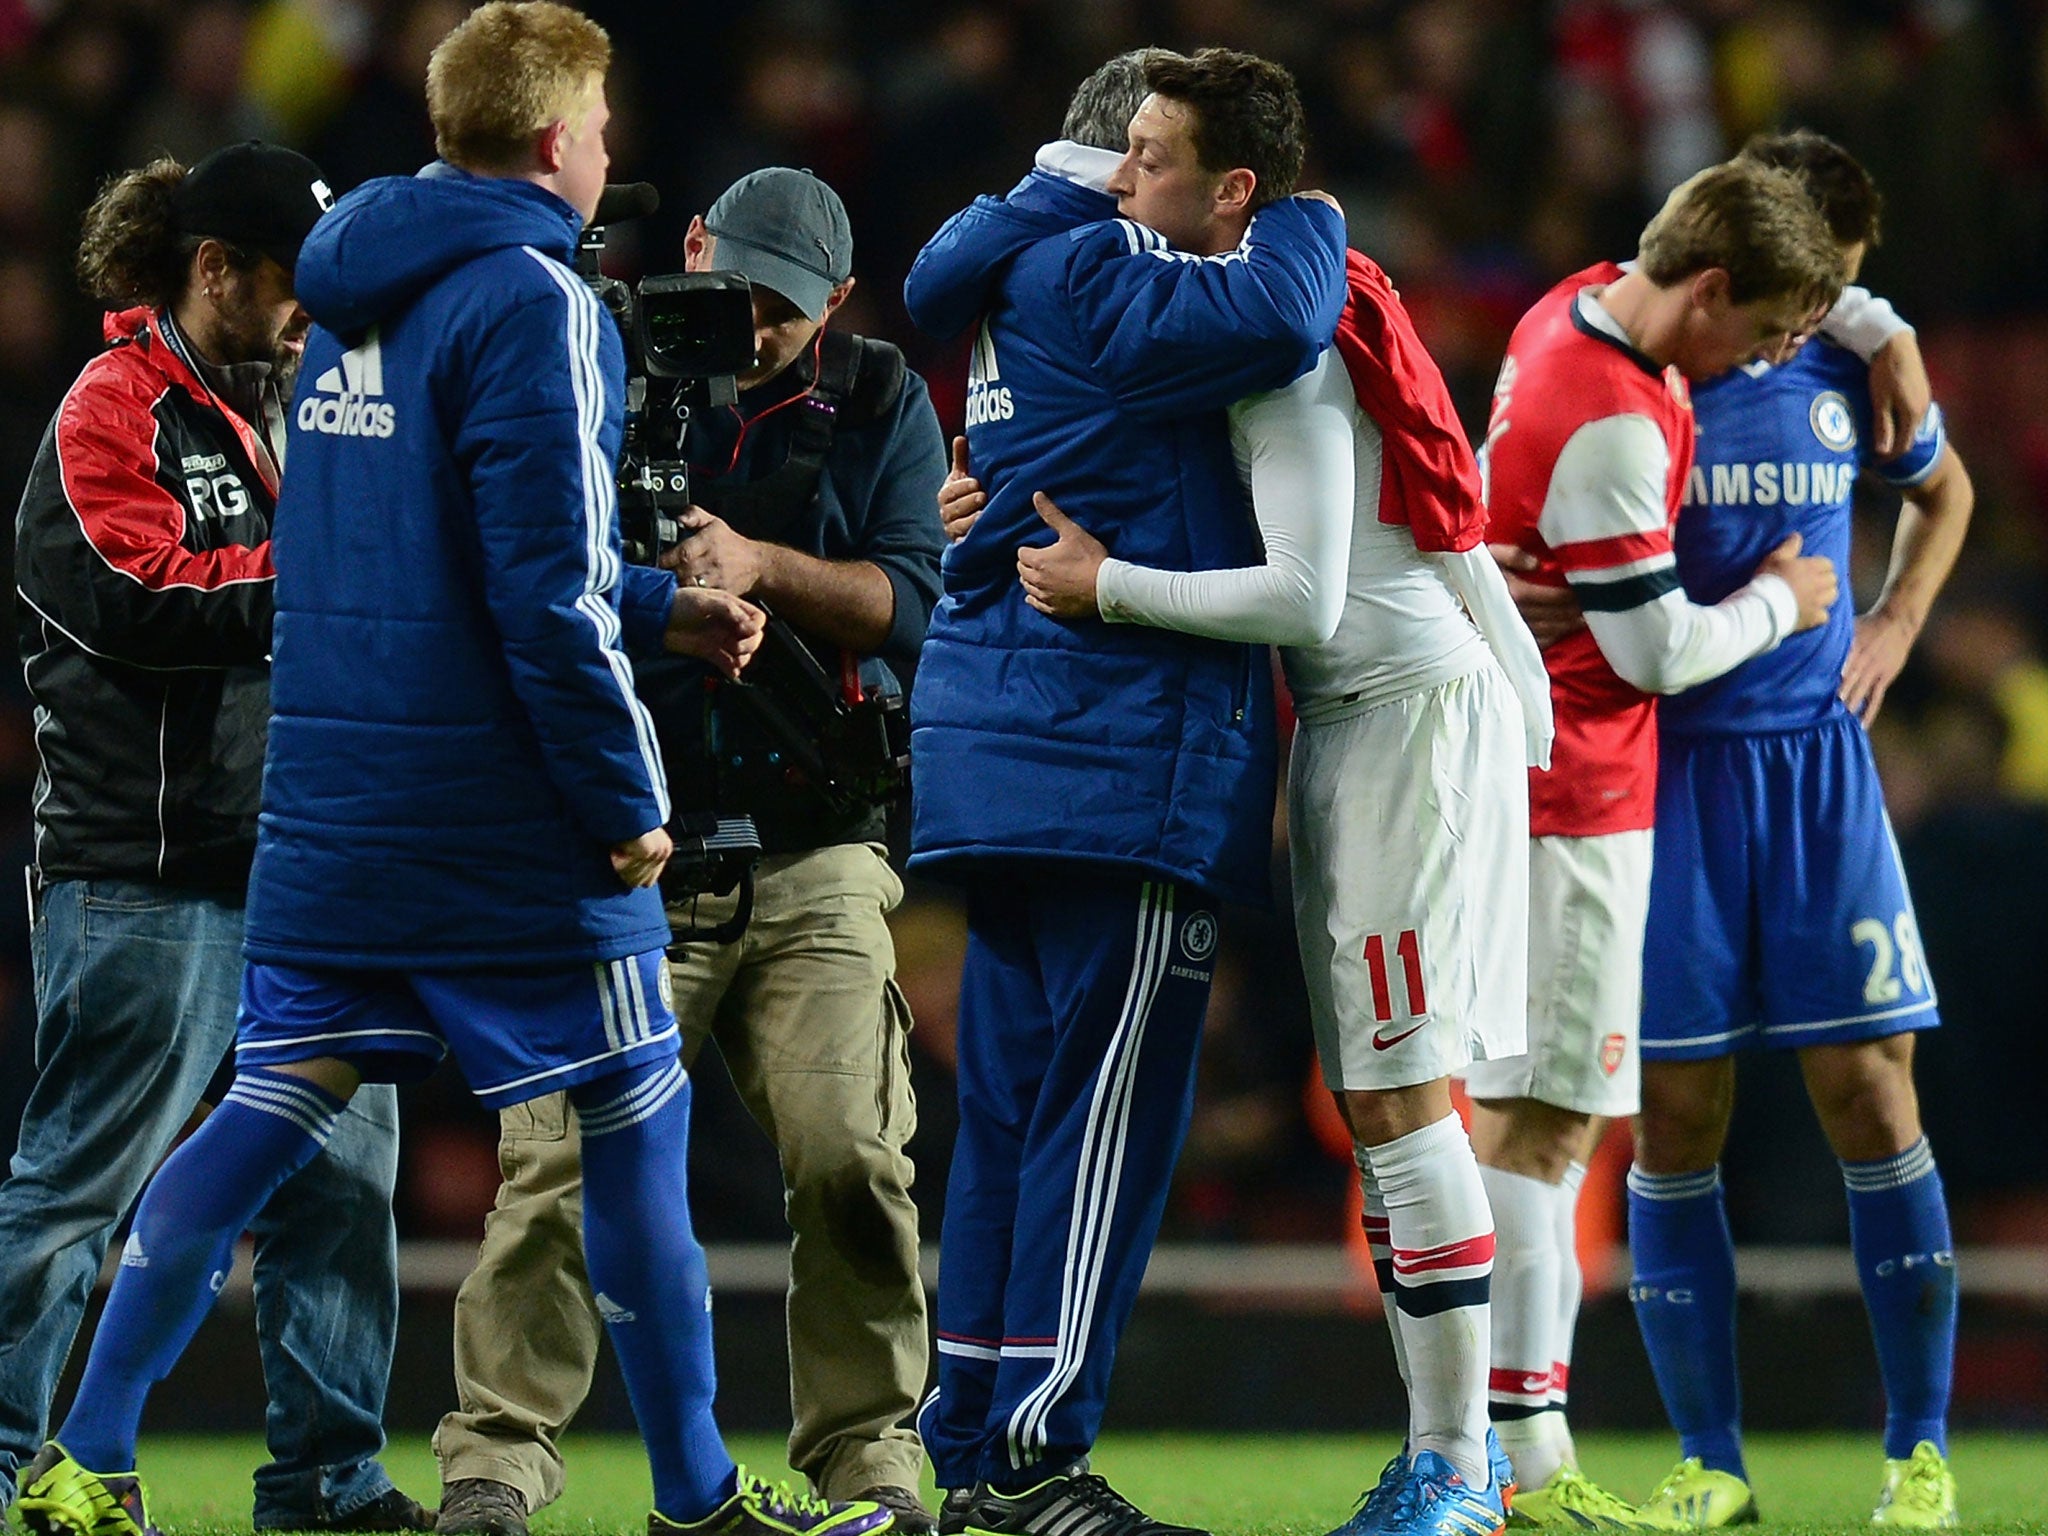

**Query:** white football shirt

left=1096, top=350, right=1492, bottom=719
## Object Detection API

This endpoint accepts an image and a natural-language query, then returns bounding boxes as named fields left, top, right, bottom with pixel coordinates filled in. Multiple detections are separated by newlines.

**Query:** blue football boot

left=1324, top=1450, right=1412, bottom=1536
left=1377, top=1450, right=1505, bottom=1536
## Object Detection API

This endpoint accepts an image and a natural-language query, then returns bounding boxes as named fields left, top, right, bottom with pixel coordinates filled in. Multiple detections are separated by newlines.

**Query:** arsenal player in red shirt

left=1463, top=157, right=1844, bottom=1524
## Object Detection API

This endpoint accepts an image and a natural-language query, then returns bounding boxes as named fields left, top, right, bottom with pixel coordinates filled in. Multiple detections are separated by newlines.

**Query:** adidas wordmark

left=299, top=329, right=397, bottom=439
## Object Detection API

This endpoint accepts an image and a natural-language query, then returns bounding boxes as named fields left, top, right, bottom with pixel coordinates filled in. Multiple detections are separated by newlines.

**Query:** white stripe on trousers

left=624, top=957, right=651, bottom=1043
left=594, top=957, right=654, bottom=1050
left=1004, top=881, right=1174, bottom=1468
left=596, top=960, right=622, bottom=1051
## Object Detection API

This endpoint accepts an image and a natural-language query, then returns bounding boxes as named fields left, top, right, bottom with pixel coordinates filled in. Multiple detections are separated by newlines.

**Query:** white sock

left=1367, top=1113, right=1494, bottom=1490
left=1479, top=1163, right=1569, bottom=1489
left=1355, top=1145, right=1413, bottom=1395
left=1553, top=1159, right=1588, bottom=1469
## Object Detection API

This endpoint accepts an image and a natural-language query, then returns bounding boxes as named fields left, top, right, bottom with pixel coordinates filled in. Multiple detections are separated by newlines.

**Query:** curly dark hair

left=1738, top=128, right=1883, bottom=249
left=75, top=157, right=259, bottom=310
left=1142, top=47, right=1306, bottom=208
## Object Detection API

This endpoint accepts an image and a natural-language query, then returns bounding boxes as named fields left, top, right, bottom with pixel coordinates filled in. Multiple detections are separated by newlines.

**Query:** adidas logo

left=964, top=319, right=1013, bottom=428
left=120, top=1232, right=148, bottom=1269
left=298, top=328, right=396, bottom=439
left=595, top=1291, right=638, bottom=1325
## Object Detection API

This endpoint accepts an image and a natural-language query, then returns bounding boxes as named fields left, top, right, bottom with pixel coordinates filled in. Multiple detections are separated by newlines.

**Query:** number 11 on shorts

left=1363, top=928, right=1427, bottom=1022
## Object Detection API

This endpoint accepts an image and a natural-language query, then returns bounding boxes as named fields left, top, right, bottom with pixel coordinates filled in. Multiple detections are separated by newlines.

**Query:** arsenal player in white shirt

left=949, top=208, right=1549, bottom=1530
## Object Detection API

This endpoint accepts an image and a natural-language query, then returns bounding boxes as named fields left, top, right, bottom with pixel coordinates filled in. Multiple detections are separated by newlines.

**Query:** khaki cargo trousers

left=432, top=843, right=927, bottom=1507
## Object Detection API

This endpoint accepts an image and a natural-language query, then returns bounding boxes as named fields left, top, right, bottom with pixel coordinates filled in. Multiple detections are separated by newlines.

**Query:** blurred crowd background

left=2, top=0, right=2046, bottom=1302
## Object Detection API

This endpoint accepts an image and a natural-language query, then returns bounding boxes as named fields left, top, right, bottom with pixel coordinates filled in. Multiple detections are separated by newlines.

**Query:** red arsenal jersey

left=1480, top=263, right=1695, bottom=837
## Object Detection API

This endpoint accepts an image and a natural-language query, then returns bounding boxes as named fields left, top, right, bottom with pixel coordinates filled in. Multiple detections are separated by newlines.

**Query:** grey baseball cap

left=704, top=167, right=852, bottom=321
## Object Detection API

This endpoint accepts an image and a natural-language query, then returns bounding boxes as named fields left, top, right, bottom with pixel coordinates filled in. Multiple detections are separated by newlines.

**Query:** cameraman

left=435, top=167, right=946, bottom=1536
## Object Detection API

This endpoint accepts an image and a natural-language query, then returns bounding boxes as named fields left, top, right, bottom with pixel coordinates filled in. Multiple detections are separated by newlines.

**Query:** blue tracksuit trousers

left=925, top=866, right=1220, bottom=1491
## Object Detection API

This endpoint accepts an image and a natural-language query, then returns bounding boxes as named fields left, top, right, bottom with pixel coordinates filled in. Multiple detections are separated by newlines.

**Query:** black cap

left=171, top=141, right=336, bottom=276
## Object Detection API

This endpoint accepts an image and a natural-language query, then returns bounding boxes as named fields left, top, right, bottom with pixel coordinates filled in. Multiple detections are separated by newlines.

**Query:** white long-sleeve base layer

left=1094, top=350, right=1554, bottom=766
left=1549, top=293, right=1799, bottom=695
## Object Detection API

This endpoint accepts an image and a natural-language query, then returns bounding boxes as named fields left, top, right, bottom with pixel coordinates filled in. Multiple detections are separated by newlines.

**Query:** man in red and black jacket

left=19, top=246, right=283, bottom=886
left=2, top=142, right=428, bottom=1532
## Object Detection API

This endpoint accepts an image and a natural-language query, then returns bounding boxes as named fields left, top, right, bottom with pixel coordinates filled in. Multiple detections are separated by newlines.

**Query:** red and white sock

left=1355, top=1145, right=1413, bottom=1395
left=1481, top=1163, right=1570, bottom=1490
left=1366, top=1112, right=1494, bottom=1490
left=1552, top=1159, right=1588, bottom=1470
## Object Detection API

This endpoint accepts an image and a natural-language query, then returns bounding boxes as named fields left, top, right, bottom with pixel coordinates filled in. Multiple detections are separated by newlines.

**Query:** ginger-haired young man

left=9, top=11, right=886, bottom=1536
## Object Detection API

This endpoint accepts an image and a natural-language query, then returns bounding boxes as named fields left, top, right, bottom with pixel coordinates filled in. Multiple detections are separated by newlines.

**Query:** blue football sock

left=571, top=1062, right=736, bottom=1522
left=1842, top=1138, right=1956, bottom=1459
left=1627, top=1165, right=1745, bottom=1480
left=59, top=1070, right=347, bottom=1473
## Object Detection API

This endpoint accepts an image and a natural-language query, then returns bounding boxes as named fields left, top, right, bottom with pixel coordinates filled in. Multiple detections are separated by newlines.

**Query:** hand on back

left=939, top=436, right=984, bottom=541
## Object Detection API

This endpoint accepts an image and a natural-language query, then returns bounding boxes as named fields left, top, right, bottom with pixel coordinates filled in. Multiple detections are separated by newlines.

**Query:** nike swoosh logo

left=1372, top=1022, right=1425, bottom=1050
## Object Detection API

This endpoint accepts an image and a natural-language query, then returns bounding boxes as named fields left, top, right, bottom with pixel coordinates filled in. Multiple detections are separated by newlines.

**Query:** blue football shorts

left=234, top=950, right=679, bottom=1109
left=1640, top=713, right=1938, bottom=1060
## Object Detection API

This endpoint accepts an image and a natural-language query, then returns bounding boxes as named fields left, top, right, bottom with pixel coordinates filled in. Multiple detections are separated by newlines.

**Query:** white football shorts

left=1290, top=662, right=1529, bottom=1093
left=1462, top=826, right=1653, bottom=1116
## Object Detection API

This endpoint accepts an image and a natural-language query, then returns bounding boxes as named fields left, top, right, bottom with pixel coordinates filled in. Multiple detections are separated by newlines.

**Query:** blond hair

left=426, top=1, right=609, bottom=172
left=1637, top=159, right=1845, bottom=315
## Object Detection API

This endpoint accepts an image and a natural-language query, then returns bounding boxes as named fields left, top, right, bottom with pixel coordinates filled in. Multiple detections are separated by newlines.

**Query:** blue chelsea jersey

left=1659, top=338, right=1945, bottom=735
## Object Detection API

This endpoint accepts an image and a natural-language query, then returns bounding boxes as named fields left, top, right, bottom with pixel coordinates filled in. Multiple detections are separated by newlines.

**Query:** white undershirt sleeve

left=1585, top=579, right=1798, bottom=695
left=1540, top=413, right=1800, bottom=695
left=1819, top=283, right=1911, bottom=363
left=1095, top=353, right=1354, bottom=645
left=1436, top=546, right=1554, bottom=769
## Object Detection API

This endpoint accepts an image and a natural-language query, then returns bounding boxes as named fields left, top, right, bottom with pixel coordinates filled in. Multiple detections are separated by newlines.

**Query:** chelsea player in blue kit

left=1628, top=134, right=1974, bottom=1529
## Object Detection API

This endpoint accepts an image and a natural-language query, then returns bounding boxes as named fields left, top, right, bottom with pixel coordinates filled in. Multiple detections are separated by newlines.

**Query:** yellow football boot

left=1634, top=1459, right=1757, bottom=1529
left=1870, top=1442, right=1957, bottom=1529
left=1506, top=1466, right=1649, bottom=1530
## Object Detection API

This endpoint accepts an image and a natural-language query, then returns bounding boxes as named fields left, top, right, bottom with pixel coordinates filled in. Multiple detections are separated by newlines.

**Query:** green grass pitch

left=128, top=1431, right=2048, bottom=1535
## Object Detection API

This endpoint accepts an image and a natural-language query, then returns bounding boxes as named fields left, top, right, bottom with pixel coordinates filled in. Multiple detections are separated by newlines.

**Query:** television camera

left=577, top=185, right=910, bottom=944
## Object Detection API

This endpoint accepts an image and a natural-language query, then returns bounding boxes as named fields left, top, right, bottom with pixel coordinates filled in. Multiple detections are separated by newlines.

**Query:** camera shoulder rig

left=660, top=811, right=762, bottom=949
left=699, top=331, right=907, bottom=549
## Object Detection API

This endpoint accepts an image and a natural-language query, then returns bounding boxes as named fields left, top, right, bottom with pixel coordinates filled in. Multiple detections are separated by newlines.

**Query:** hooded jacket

left=15, top=308, right=280, bottom=889
left=244, top=165, right=679, bottom=969
left=902, top=157, right=1345, bottom=905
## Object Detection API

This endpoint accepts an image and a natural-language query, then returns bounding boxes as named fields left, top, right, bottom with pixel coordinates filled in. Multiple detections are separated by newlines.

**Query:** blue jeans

left=0, top=879, right=403, bottom=1524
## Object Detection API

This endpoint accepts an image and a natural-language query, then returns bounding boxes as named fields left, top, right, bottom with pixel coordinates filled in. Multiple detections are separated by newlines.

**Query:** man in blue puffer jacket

left=902, top=49, right=1345, bottom=1536
left=17, top=11, right=889, bottom=1536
